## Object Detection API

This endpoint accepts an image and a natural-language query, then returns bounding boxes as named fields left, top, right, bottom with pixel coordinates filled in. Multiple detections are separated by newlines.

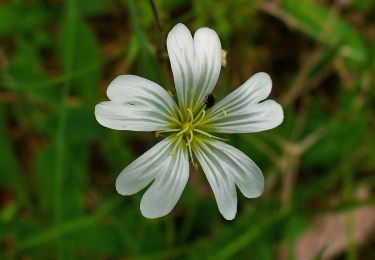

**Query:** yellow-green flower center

left=180, top=121, right=194, bottom=134
left=158, top=106, right=224, bottom=164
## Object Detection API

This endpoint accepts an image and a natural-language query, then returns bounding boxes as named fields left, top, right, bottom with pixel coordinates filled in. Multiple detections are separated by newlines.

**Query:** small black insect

left=204, top=93, right=215, bottom=108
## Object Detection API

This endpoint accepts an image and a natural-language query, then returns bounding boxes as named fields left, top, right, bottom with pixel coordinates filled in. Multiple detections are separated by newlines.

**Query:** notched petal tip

left=274, top=101, right=284, bottom=126
left=194, top=27, right=219, bottom=38
left=140, top=203, right=170, bottom=219
left=173, top=22, right=188, bottom=29
left=168, top=23, right=191, bottom=39
left=222, top=209, right=237, bottom=221
left=253, top=71, right=272, bottom=82
left=194, top=27, right=221, bottom=53
left=115, top=176, right=131, bottom=196
left=243, top=178, right=264, bottom=199
left=251, top=72, right=272, bottom=99
left=106, top=75, right=124, bottom=100
left=106, top=75, right=138, bottom=100
left=263, top=100, right=284, bottom=130
left=94, top=102, right=111, bottom=128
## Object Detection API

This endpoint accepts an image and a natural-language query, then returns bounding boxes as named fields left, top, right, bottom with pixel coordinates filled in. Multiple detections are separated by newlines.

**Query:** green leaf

left=281, top=0, right=369, bottom=66
left=53, top=0, right=82, bottom=256
left=2, top=37, right=59, bottom=104
left=302, top=92, right=368, bottom=167
left=65, top=224, right=123, bottom=255
left=37, top=108, right=104, bottom=145
left=125, top=0, right=164, bottom=85
left=0, top=106, right=28, bottom=206
left=59, top=12, right=101, bottom=106
left=0, top=3, right=54, bottom=37
left=33, top=145, right=55, bottom=216
left=33, top=142, right=86, bottom=218
left=77, top=0, right=110, bottom=16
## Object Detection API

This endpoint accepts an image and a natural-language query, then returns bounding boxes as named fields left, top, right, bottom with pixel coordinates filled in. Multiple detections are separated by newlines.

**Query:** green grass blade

left=53, top=0, right=79, bottom=257
left=125, top=0, right=164, bottom=85
left=280, top=0, right=369, bottom=66
left=0, top=106, right=29, bottom=206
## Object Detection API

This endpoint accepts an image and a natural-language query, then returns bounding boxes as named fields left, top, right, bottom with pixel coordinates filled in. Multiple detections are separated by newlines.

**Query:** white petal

left=95, top=101, right=170, bottom=131
left=193, top=139, right=236, bottom=220
left=192, top=28, right=222, bottom=109
left=115, top=137, right=172, bottom=195
left=167, top=23, right=221, bottom=111
left=95, top=75, right=179, bottom=132
left=107, top=75, right=178, bottom=117
left=193, top=138, right=264, bottom=220
left=141, top=142, right=189, bottom=218
left=201, top=72, right=284, bottom=133
left=115, top=137, right=189, bottom=218
left=167, top=24, right=195, bottom=109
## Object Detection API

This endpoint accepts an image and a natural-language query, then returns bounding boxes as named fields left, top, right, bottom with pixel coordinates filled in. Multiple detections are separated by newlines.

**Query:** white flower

left=95, top=23, right=283, bottom=220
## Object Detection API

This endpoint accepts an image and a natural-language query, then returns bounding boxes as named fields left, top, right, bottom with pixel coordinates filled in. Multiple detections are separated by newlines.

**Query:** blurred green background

left=1, top=0, right=375, bottom=259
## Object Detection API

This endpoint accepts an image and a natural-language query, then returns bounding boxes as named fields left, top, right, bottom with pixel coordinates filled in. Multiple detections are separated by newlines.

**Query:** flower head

left=95, top=23, right=283, bottom=220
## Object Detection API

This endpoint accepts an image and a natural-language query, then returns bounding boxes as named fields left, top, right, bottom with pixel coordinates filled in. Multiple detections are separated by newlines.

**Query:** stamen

left=177, top=109, right=184, bottom=122
left=193, top=108, right=204, bottom=122
left=194, top=103, right=206, bottom=116
left=154, top=129, right=180, bottom=138
left=193, top=162, right=199, bottom=170
left=193, top=109, right=206, bottom=126
left=187, top=129, right=194, bottom=145
left=186, top=138, right=194, bottom=164
left=158, top=129, right=180, bottom=133
left=187, top=108, right=194, bottom=123
left=222, top=109, right=227, bottom=117
left=177, top=127, right=189, bottom=136
left=169, top=116, right=181, bottom=125
left=193, top=128, right=228, bottom=141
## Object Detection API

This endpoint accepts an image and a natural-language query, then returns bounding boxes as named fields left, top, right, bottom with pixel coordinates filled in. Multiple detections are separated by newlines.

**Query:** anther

left=193, top=163, right=199, bottom=170
left=222, top=109, right=227, bottom=117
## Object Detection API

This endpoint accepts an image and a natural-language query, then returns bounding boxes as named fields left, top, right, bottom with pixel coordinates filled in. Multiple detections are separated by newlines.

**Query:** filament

left=193, top=109, right=206, bottom=126
left=193, top=128, right=228, bottom=141
left=177, top=126, right=189, bottom=136
left=186, top=137, right=194, bottom=164
left=187, top=108, right=194, bottom=124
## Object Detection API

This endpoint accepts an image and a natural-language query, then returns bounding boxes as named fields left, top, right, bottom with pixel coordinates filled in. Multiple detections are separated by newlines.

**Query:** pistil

left=167, top=104, right=226, bottom=164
